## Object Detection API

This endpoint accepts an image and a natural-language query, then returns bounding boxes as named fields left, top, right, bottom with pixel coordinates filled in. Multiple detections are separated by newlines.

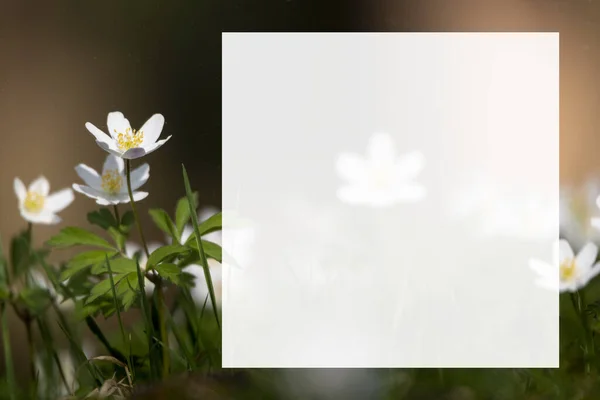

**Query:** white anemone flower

left=336, top=132, right=426, bottom=207
left=14, top=176, right=74, bottom=225
left=72, top=154, right=149, bottom=205
left=85, top=111, right=171, bottom=159
left=529, top=239, right=600, bottom=292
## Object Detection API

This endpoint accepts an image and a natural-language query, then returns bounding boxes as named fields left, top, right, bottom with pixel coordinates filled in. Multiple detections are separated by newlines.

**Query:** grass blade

left=135, top=260, right=159, bottom=381
left=182, top=164, right=221, bottom=331
left=105, top=255, right=134, bottom=381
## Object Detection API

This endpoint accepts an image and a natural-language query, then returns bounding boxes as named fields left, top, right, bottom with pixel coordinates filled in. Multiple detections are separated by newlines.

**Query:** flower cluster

left=15, top=112, right=167, bottom=224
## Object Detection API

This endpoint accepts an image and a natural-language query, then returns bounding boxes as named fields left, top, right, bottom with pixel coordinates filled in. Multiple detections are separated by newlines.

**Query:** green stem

left=25, top=316, right=36, bottom=381
left=113, top=205, right=120, bottom=225
left=125, top=159, right=169, bottom=378
left=105, top=255, right=134, bottom=381
left=125, top=160, right=149, bottom=258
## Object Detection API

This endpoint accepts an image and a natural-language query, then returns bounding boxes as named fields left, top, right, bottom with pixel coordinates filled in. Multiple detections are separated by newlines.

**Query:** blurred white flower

left=14, top=176, right=74, bottom=225
left=85, top=111, right=171, bottom=159
left=560, top=180, right=600, bottom=248
left=529, top=239, right=600, bottom=292
left=73, top=154, right=149, bottom=205
left=336, top=132, right=426, bottom=207
left=30, top=270, right=77, bottom=312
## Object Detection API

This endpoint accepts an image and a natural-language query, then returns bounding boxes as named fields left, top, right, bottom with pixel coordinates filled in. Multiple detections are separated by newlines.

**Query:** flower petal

left=73, top=184, right=104, bottom=201
left=75, top=164, right=102, bottom=189
left=106, top=112, right=132, bottom=140
left=14, top=178, right=26, bottom=202
left=45, top=189, right=74, bottom=213
left=85, top=122, right=113, bottom=144
left=558, top=239, right=574, bottom=263
left=576, top=242, right=599, bottom=270
left=121, top=147, right=147, bottom=160
left=137, top=136, right=172, bottom=158
left=130, top=164, right=150, bottom=191
left=139, top=114, right=165, bottom=147
left=582, top=262, right=600, bottom=286
left=131, top=191, right=149, bottom=202
left=29, top=176, right=50, bottom=196
left=336, top=153, right=367, bottom=183
left=96, top=140, right=124, bottom=158
left=102, top=154, right=124, bottom=175
left=21, top=210, right=61, bottom=225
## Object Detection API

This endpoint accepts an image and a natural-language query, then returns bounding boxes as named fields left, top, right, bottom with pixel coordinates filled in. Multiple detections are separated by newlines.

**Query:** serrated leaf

left=60, top=250, right=117, bottom=281
left=155, top=263, right=182, bottom=285
left=149, top=209, right=179, bottom=242
left=46, top=227, right=114, bottom=250
left=147, top=244, right=189, bottom=268
left=121, top=211, right=135, bottom=227
left=197, top=212, right=222, bottom=237
left=19, top=287, right=51, bottom=315
left=188, top=240, right=222, bottom=263
left=175, top=192, right=199, bottom=235
left=87, top=208, right=118, bottom=230
left=87, top=273, right=129, bottom=303
left=91, top=257, right=137, bottom=275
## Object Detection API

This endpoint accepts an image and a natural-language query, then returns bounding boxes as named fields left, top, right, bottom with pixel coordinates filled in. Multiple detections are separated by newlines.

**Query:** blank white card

left=222, top=33, right=559, bottom=368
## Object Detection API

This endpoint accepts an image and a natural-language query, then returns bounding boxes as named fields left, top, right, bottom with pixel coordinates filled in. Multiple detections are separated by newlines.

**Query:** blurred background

left=0, top=0, right=597, bottom=397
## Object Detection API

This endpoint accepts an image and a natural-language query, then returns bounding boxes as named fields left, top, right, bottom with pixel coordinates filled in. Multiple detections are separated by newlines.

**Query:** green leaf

left=182, top=164, right=220, bottom=331
left=46, top=227, right=114, bottom=250
left=188, top=240, right=222, bottom=263
left=87, top=273, right=129, bottom=303
left=121, top=211, right=135, bottom=227
left=87, top=208, right=118, bottom=230
left=155, top=263, right=182, bottom=285
left=197, top=212, right=222, bottom=237
left=108, top=227, right=126, bottom=252
left=149, top=209, right=179, bottom=242
left=91, top=257, right=137, bottom=275
left=175, top=192, right=199, bottom=235
left=147, top=244, right=189, bottom=268
left=19, top=287, right=52, bottom=315
left=10, top=232, right=31, bottom=276
left=60, top=250, right=117, bottom=281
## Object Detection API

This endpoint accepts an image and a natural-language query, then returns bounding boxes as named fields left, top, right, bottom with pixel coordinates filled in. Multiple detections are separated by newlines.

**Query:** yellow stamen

left=371, top=165, right=392, bottom=189
left=24, top=191, right=45, bottom=213
left=560, top=258, right=577, bottom=282
left=115, top=127, right=144, bottom=151
left=101, top=169, right=123, bottom=194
